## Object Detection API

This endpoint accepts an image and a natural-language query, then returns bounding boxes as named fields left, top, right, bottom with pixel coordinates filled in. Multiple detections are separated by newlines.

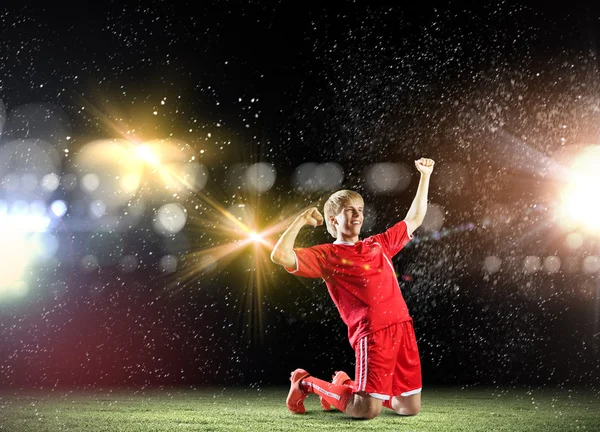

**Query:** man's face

left=333, top=199, right=364, bottom=237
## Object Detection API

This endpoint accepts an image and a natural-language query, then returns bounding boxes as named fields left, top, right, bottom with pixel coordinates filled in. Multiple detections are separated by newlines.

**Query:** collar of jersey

left=333, top=240, right=358, bottom=246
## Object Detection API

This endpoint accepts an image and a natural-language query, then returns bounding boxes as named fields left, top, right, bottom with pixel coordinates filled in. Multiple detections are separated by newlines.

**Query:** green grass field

left=1, top=387, right=598, bottom=432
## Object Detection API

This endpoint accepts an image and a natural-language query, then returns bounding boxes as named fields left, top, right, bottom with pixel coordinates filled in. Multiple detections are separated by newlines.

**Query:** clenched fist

left=299, top=207, right=324, bottom=227
left=415, top=158, right=435, bottom=176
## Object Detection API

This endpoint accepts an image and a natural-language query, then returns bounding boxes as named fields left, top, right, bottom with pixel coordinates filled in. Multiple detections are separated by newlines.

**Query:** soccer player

left=270, top=158, right=434, bottom=420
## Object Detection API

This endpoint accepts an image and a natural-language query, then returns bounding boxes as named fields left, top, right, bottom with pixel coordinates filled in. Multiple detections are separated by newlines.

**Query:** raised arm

left=404, top=158, right=435, bottom=236
left=270, top=207, right=324, bottom=268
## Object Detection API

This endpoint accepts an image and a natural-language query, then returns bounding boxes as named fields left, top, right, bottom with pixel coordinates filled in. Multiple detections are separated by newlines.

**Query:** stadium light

left=557, top=145, right=600, bottom=235
left=0, top=230, right=30, bottom=294
left=0, top=212, right=52, bottom=298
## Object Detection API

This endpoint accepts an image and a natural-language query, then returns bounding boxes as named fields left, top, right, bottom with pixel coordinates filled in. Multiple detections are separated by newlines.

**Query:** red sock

left=301, top=376, right=352, bottom=412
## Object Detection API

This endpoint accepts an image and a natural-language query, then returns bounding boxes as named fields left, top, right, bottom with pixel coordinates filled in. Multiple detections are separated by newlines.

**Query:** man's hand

left=298, top=207, right=324, bottom=227
left=415, top=158, right=435, bottom=176
left=271, top=207, right=323, bottom=268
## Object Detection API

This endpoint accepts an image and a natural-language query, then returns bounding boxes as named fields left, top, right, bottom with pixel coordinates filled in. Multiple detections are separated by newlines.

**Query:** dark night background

left=0, top=0, right=600, bottom=391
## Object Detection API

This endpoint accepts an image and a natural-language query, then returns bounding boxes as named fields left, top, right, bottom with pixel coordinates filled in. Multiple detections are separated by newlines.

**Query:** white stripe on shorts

left=368, top=392, right=391, bottom=401
left=357, top=336, right=368, bottom=392
left=357, top=337, right=363, bottom=391
left=400, top=387, right=422, bottom=397
left=356, top=338, right=362, bottom=391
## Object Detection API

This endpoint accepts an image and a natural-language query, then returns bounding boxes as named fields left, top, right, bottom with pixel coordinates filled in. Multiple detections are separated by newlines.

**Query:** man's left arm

left=404, top=158, right=435, bottom=236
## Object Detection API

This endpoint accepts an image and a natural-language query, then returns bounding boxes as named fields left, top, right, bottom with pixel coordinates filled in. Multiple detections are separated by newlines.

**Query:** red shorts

left=353, top=320, right=422, bottom=400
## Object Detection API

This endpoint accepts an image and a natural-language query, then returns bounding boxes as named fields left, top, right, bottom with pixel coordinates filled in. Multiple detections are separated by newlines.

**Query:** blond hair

left=324, top=190, right=364, bottom=238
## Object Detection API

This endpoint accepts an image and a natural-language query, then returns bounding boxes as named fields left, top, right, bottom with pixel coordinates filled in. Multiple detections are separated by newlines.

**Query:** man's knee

left=347, top=393, right=383, bottom=419
left=392, top=394, right=421, bottom=416
left=362, top=403, right=382, bottom=419
left=399, top=404, right=420, bottom=416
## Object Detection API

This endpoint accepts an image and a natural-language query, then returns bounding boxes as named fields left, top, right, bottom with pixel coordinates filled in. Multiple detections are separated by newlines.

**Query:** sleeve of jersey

left=284, top=246, right=327, bottom=278
left=370, top=220, right=413, bottom=257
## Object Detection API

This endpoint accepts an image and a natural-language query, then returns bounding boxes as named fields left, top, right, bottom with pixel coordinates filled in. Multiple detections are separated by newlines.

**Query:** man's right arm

left=270, top=207, right=324, bottom=269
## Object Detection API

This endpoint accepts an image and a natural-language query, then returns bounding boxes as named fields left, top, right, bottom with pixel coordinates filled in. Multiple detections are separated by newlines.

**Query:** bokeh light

left=81, top=255, right=99, bottom=272
left=89, top=200, right=107, bottom=219
left=50, top=200, right=68, bottom=218
left=159, top=255, right=178, bottom=273
left=81, top=173, right=100, bottom=193
left=483, top=256, right=502, bottom=274
left=315, top=162, right=344, bottom=191
left=565, top=232, right=584, bottom=250
left=420, top=203, right=445, bottom=232
left=292, top=162, right=344, bottom=192
left=364, top=163, right=411, bottom=194
left=119, top=255, right=139, bottom=273
left=582, top=256, right=600, bottom=274
left=245, top=162, right=276, bottom=193
left=543, top=256, right=561, bottom=273
left=153, top=203, right=187, bottom=235
left=523, top=256, right=542, bottom=274
left=292, top=162, right=318, bottom=191
left=40, top=173, right=60, bottom=192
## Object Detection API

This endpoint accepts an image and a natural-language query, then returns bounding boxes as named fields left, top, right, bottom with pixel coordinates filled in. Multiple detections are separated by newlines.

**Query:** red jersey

left=285, top=220, right=413, bottom=348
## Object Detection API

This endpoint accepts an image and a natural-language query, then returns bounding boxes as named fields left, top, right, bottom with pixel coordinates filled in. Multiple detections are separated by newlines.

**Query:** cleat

left=320, top=370, right=353, bottom=411
left=333, top=370, right=353, bottom=386
left=287, top=368, right=310, bottom=414
left=320, top=396, right=332, bottom=411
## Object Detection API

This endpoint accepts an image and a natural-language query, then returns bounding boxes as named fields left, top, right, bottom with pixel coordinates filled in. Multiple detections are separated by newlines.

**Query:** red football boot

left=286, top=368, right=310, bottom=414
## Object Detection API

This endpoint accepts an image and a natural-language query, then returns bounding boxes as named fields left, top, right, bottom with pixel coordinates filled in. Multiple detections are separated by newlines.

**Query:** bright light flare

left=248, top=231, right=264, bottom=243
left=162, top=201, right=317, bottom=299
left=557, top=146, right=600, bottom=234
left=0, top=213, right=51, bottom=233
left=561, top=177, right=600, bottom=229
left=0, top=231, right=30, bottom=292
left=136, top=145, right=160, bottom=166
left=0, top=213, right=50, bottom=297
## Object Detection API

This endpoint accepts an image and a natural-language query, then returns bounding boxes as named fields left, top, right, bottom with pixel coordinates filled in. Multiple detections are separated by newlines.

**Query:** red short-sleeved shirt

left=285, top=220, right=413, bottom=348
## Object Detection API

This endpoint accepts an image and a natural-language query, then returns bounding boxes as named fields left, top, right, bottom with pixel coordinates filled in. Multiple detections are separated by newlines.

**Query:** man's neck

left=335, top=234, right=359, bottom=244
